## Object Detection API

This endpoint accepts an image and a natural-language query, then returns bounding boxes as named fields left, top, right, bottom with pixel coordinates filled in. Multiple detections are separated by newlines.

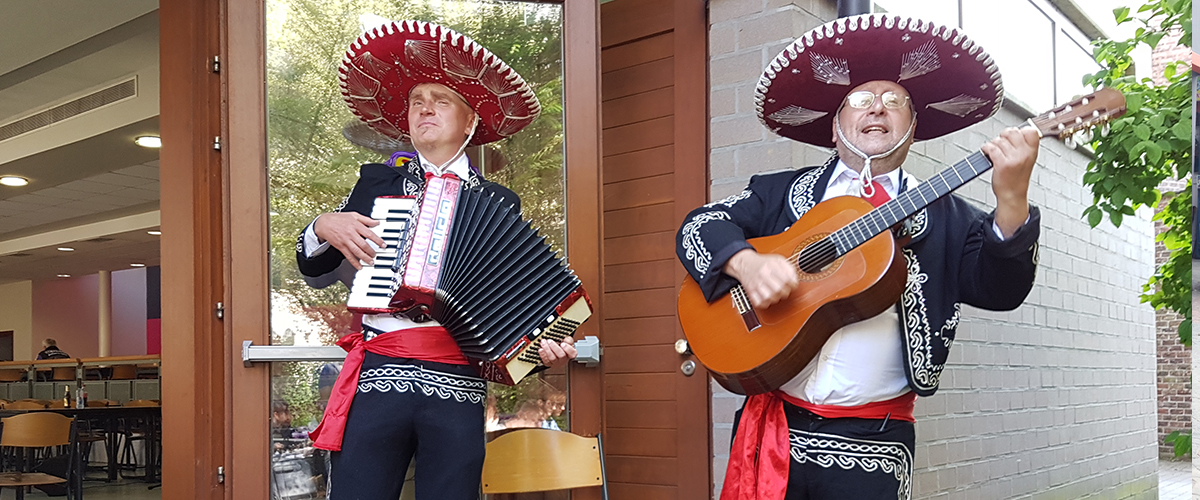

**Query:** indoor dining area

left=0, top=1, right=164, bottom=498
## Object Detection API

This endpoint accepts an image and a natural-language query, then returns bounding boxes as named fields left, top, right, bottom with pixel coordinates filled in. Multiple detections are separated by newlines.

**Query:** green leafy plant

left=1081, top=0, right=1191, bottom=457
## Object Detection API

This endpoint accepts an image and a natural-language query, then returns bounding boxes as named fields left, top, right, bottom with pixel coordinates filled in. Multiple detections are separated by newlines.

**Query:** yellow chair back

left=1, top=412, right=73, bottom=448
left=481, top=428, right=605, bottom=494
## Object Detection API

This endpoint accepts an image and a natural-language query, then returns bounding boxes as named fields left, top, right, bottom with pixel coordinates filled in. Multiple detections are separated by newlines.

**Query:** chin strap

left=833, top=107, right=917, bottom=198
left=425, top=114, right=480, bottom=177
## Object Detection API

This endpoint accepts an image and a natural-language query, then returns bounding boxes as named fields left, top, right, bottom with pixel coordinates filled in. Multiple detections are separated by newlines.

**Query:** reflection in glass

left=1055, top=30, right=1100, bottom=105
left=873, top=0, right=960, bottom=30
left=962, top=0, right=1054, bottom=111
left=266, top=2, right=568, bottom=497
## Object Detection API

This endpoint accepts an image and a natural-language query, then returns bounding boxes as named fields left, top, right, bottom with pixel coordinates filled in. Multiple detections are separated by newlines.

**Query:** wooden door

left=599, top=0, right=711, bottom=498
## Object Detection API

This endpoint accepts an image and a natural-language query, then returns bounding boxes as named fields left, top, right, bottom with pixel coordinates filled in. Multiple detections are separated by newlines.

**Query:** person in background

left=36, top=338, right=70, bottom=360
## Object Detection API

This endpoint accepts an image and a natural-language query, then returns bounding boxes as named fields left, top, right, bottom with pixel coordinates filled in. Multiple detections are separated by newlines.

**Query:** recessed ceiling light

left=57, top=247, right=74, bottom=252
left=57, top=274, right=71, bottom=278
left=0, top=176, right=28, bottom=187
left=130, top=263, right=146, bottom=267
left=147, top=230, right=162, bottom=236
left=134, top=136, right=161, bottom=148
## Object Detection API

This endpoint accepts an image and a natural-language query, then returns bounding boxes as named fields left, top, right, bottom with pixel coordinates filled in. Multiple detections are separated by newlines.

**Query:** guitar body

left=677, top=196, right=908, bottom=395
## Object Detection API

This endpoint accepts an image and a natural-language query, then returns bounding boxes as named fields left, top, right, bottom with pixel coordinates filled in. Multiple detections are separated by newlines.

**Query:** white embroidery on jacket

left=900, top=248, right=939, bottom=391
left=705, top=189, right=752, bottom=208
left=788, top=166, right=828, bottom=221
left=681, top=212, right=733, bottom=278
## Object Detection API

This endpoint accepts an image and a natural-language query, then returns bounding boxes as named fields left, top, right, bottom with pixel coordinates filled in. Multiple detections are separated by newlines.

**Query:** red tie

left=864, top=180, right=891, bottom=207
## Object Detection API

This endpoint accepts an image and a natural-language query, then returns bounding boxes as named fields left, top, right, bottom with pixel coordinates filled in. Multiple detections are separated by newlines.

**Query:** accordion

left=347, top=174, right=592, bottom=385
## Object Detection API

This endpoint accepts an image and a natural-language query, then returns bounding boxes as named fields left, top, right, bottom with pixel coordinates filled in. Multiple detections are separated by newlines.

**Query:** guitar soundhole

left=794, top=233, right=842, bottom=281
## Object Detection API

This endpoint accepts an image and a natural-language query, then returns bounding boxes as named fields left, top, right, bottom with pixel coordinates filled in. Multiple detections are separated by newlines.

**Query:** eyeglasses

left=845, top=90, right=911, bottom=110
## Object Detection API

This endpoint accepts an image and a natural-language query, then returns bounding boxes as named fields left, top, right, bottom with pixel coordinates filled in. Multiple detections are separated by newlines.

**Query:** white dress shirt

left=778, top=160, right=911, bottom=406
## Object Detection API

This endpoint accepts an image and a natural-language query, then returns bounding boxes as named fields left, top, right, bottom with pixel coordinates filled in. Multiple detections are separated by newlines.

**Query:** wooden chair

left=117, top=400, right=160, bottom=479
left=4, top=401, right=48, bottom=410
left=109, top=366, right=137, bottom=380
left=0, top=412, right=79, bottom=499
left=481, top=428, right=607, bottom=497
left=85, top=399, right=118, bottom=408
left=51, top=367, right=76, bottom=382
left=0, top=369, right=24, bottom=382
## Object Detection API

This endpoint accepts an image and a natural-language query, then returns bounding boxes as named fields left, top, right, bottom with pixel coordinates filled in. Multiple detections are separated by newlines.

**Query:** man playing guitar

left=677, top=14, right=1041, bottom=500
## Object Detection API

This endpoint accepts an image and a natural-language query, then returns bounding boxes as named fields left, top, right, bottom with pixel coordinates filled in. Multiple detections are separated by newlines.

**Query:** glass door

left=252, top=1, right=577, bottom=498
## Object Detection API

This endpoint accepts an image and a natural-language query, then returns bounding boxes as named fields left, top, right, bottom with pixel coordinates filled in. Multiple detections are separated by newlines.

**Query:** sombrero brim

left=339, top=20, right=540, bottom=146
left=755, top=14, right=1004, bottom=147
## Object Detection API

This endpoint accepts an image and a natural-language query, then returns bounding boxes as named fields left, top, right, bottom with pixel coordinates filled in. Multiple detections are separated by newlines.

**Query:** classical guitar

left=677, top=88, right=1126, bottom=395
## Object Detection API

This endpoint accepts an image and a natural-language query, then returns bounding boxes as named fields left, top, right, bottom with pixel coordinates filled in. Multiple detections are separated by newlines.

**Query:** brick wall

left=1154, top=178, right=1190, bottom=459
left=1149, top=34, right=1192, bottom=460
left=708, top=1, right=1160, bottom=498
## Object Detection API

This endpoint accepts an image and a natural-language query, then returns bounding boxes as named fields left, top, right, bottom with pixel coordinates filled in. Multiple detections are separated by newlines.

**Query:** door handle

left=241, top=341, right=347, bottom=367
left=573, top=336, right=601, bottom=367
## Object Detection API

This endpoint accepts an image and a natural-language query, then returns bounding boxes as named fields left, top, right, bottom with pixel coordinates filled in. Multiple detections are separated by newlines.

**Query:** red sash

left=309, top=326, right=468, bottom=451
left=720, top=391, right=915, bottom=500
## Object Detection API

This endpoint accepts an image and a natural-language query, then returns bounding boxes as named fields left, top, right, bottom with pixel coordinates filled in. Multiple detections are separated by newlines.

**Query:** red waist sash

left=309, top=326, right=468, bottom=451
left=720, top=391, right=915, bottom=500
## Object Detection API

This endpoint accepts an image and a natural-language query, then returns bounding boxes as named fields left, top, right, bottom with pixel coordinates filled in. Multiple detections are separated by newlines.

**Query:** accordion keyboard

left=347, top=197, right=415, bottom=313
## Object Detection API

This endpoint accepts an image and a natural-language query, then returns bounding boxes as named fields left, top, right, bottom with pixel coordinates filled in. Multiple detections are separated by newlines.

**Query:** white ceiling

left=0, top=1, right=160, bottom=284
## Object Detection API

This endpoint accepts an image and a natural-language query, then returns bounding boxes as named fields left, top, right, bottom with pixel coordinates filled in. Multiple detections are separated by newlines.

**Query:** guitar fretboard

left=797, top=151, right=994, bottom=273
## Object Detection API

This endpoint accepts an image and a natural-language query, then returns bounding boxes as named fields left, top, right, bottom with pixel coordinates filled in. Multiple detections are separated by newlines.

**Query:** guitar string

left=786, top=152, right=991, bottom=274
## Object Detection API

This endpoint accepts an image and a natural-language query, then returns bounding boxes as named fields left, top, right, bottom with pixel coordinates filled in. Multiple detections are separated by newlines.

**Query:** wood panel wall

left=599, top=0, right=711, bottom=498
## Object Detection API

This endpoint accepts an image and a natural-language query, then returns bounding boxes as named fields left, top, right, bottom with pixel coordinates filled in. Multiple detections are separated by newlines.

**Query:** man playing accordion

left=295, top=20, right=577, bottom=499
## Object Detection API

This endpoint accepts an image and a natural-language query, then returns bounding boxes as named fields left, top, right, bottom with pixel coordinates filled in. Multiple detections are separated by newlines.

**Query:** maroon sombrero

left=339, top=20, right=540, bottom=146
left=755, top=14, right=1003, bottom=148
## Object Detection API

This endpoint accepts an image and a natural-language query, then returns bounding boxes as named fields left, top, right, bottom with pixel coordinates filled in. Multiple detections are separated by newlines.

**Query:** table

left=0, top=406, right=161, bottom=483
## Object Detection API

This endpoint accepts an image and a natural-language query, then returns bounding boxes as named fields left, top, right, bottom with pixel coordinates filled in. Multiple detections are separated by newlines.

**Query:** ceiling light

left=57, top=274, right=71, bottom=278
left=0, top=176, right=28, bottom=187
left=147, top=230, right=162, bottom=236
left=130, top=263, right=146, bottom=267
left=134, top=136, right=161, bottom=148
left=57, top=247, right=74, bottom=252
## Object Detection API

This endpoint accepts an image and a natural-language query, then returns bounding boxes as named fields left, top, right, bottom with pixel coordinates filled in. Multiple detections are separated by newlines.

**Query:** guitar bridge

left=730, top=285, right=762, bottom=331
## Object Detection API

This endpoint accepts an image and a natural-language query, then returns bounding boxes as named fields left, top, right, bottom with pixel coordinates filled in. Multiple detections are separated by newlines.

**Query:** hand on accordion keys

left=538, top=336, right=578, bottom=369
left=313, top=212, right=388, bottom=270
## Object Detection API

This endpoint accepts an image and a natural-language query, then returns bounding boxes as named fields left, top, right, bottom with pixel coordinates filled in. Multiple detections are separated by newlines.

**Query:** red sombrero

left=339, top=20, right=540, bottom=146
left=755, top=14, right=1003, bottom=148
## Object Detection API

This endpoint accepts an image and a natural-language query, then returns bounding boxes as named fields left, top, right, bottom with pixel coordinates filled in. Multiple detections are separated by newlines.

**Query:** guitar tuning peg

left=1100, top=122, right=1110, bottom=137
left=1064, top=133, right=1076, bottom=149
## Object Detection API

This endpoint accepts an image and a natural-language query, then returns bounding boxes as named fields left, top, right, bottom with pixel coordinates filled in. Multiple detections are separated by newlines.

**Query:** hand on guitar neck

left=723, top=249, right=800, bottom=309
left=982, top=127, right=1040, bottom=239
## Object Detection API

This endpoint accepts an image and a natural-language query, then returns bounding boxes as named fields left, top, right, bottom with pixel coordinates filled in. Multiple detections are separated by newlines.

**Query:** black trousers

left=329, top=353, right=487, bottom=500
left=732, top=401, right=916, bottom=500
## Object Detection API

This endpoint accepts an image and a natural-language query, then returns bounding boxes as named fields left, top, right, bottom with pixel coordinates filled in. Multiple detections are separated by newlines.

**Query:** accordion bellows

left=348, top=174, right=592, bottom=385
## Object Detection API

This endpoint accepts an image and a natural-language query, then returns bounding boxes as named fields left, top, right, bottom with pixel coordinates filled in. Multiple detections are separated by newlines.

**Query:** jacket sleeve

left=295, top=168, right=381, bottom=279
left=957, top=205, right=1041, bottom=311
left=675, top=175, right=780, bottom=302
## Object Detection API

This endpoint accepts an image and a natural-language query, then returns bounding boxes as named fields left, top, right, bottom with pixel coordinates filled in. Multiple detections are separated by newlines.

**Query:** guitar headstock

left=1030, top=88, right=1126, bottom=146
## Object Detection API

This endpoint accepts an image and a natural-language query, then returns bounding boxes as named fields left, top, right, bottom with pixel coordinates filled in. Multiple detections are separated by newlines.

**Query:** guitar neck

left=830, top=151, right=993, bottom=255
